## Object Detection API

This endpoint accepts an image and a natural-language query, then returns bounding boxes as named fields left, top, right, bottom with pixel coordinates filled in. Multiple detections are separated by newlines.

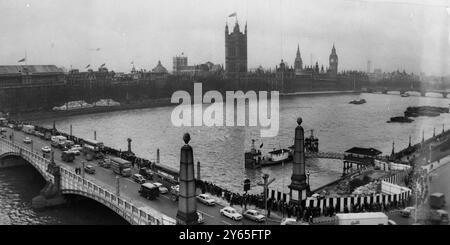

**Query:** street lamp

left=306, top=171, right=310, bottom=188
left=257, top=173, right=275, bottom=219
left=116, top=175, right=120, bottom=197
left=81, top=161, right=86, bottom=178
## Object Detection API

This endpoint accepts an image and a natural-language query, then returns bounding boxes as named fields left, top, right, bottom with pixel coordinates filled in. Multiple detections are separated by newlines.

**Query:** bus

left=139, top=183, right=159, bottom=200
left=82, top=139, right=104, bottom=152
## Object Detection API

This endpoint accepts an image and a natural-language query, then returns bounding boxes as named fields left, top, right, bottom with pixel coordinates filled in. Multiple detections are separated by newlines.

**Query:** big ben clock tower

left=329, top=44, right=338, bottom=75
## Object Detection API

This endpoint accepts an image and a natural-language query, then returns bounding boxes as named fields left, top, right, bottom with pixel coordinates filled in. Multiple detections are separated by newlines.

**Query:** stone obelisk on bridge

left=176, top=133, right=198, bottom=225
left=288, top=117, right=308, bottom=206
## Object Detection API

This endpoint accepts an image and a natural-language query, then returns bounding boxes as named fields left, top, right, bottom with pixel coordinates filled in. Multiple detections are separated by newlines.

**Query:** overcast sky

left=0, top=0, right=449, bottom=75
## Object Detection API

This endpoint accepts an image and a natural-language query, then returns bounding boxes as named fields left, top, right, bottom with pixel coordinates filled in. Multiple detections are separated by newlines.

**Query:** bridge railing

left=59, top=166, right=176, bottom=225
left=0, top=137, right=54, bottom=182
left=0, top=137, right=176, bottom=225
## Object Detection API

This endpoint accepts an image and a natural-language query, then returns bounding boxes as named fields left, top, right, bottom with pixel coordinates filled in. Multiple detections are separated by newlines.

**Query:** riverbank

left=10, top=98, right=173, bottom=121
left=10, top=90, right=361, bottom=121
left=280, top=90, right=360, bottom=96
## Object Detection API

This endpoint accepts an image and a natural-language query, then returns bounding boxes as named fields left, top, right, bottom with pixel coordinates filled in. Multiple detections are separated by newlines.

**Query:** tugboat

left=244, top=140, right=291, bottom=169
left=349, top=99, right=366, bottom=105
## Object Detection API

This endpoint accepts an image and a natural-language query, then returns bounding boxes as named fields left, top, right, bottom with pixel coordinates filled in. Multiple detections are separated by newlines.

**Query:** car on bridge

left=84, top=164, right=96, bottom=174
left=132, top=174, right=146, bottom=184
left=23, top=137, right=32, bottom=144
left=196, top=194, right=216, bottom=206
left=139, top=183, right=159, bottom=200
left=153, top=182, right=168, bottom=194
left=220, top=206, right=242, bottom=221
left=41, top=146, right=51, bottom=153
left=243, top=209, right=266, bottom=223
left=68, top=148, right=80, bottom=155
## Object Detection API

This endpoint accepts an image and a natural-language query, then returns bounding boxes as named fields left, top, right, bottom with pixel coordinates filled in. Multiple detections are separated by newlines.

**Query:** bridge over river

left=0, top=128, right=279, bottom=225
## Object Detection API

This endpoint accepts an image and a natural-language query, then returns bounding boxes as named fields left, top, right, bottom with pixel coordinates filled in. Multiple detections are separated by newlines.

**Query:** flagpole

left=25, top=50, right=28, bottom=66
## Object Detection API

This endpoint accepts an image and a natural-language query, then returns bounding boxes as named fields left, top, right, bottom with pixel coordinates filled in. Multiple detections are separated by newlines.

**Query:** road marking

left=198, top=210, right=215, bottom=218
left=221, top=220, right=232, bottom=225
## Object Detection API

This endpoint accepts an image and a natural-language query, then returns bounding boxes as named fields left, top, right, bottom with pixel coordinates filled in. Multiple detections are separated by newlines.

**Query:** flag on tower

left=228, top=12, right=237, bottom=17
left=18, top=57, right=26, bottom=63
left=100, top=63, right=106, bottom=68
left=85, top=64, right=90, bottom=69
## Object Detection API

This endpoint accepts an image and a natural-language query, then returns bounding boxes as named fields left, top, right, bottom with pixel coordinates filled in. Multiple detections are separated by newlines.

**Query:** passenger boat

left=401, top=93, right=410, bottom=97
left=387, top=116, right=414, bottom=123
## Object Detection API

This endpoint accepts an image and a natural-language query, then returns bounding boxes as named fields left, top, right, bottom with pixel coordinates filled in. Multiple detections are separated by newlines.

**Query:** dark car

left=139, top=167, right=153, bottom=180
left=84, top=164, right=96, bottom=174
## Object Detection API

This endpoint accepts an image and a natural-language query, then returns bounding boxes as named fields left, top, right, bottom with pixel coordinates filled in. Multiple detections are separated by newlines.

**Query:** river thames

left=1, top=92, right=450, bottom=224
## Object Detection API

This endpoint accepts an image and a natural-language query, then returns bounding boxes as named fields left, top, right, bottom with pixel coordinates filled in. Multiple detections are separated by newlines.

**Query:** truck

left=110, top=157, right=132, bottom=177
left=61, top=151, right=76, bottom=163
left=429, top=193, right=446, bottom=209
left=51, top=135, right=67, bottom=149
left=22, top=125, right=35, bottom=135
left=335, top=212, right=389, bottom=225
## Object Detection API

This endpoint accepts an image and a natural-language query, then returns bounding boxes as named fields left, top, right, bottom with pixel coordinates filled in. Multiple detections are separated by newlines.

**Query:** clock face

left=330, top=58, right=335, bottom=63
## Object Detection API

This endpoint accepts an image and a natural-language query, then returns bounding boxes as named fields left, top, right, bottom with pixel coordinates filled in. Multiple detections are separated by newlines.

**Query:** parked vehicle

left=139, top=183, right=159, bottom=200
left=335, top=212, right=388, bottom=225
left=280, top=218, right=309, bottom=225
left=153, top=182, right=168, bottom=194
left=110, top=157, right=132, bottom=177
left=133, top=174, right=146, bottom=184
left=41, top=146, right=51, bottom=153
left=61, top=151, right=76, bottom=163
left=196, top=194, right=216, bottom=206
left=220, top=207, right=242, bottom=221
left=429, top=193, right=446, bottom=209
left=400, top=206, right=416, bottom=218
left=242, top=209, right=265, bottom=222
left=0, top=127, right=7, bottom=133
left=84, top=164, right=96, bottom=174
left=23, top=137, right=32, bottom=144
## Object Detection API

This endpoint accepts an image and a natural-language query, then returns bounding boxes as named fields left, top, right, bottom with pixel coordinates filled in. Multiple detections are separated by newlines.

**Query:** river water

left=2, top=92, right=450, bottom=224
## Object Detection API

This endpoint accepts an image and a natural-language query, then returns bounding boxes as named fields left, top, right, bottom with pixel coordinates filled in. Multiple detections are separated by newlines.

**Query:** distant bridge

left=369, top=87, right=450, bottom=98
left=305, top=151, right=344, bottom=160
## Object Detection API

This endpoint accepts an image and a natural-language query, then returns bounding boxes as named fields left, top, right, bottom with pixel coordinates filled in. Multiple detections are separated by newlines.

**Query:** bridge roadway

left=2, top=128, right=279, bottom=225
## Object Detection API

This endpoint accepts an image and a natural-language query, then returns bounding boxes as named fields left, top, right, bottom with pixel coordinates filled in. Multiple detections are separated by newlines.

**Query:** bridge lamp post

left=306, top=171, right=310, bottom=187
left=81, top=161, right=86, bottom=178
left=116, top=175, right=120, bottom=197
left=257, top=173, right=275, bottom=219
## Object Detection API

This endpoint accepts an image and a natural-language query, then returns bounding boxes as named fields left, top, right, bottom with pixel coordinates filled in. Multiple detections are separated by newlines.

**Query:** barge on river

left=245, top=130, right=319, bottom=169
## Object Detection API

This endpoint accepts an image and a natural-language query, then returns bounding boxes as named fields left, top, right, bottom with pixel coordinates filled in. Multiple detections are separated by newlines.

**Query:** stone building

left=225, top=20, right=247, bottom=73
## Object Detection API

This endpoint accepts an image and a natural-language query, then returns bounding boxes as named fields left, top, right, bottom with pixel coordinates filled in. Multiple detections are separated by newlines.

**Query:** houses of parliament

left=225, top=19, right=339, bottom=77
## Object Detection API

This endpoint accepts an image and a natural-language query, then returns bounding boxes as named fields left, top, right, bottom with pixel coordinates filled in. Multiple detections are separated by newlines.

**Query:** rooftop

left=344, top=147, right=382, bottom=156
left=0, top=65, right=63, bottom=75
